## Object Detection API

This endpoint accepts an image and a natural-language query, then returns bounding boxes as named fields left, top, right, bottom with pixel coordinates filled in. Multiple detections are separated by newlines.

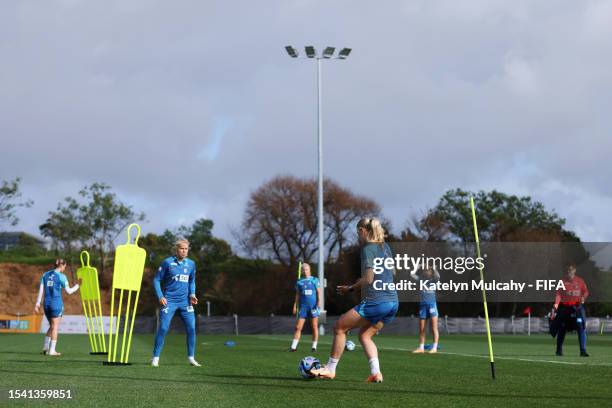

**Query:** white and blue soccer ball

left=345, top=340, right=356, bottom=351
left=298, top=356, right=321, bottom=379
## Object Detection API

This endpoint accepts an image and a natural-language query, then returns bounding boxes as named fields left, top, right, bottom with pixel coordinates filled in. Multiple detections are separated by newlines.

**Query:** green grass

left=1, top=333, right=611, bottom=407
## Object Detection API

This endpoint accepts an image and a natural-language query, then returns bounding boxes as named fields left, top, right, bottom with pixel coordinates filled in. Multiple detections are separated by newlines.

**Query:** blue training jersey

left=40, top=270, right=68, bottom=308
left=362, top=242, right=399, bottom=304
left=416, top=275, right=438, bottom=304
left=296, top=277, right=319, bottom=307
left=154, top=256, right=196, bottom=305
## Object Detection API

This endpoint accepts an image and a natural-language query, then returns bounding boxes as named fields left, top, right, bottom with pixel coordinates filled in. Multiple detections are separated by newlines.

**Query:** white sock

left=188, top=356, right=196, bottom=362
left=326, top=357, right=339, bottom=373
left=312, top=341, right=318, bottom=349
left=417, top=343, right=425, bottom=350
left=152, top=356, right=159, bottom=364
left=432, top=342, right=438, bottom=351
left=291, top=339, right=299, bottom=349
left=50, top=340, right=57, bottom=353
left=43, top=336, right=51, bottom=351
left=368, top=357, right=380, bottom=375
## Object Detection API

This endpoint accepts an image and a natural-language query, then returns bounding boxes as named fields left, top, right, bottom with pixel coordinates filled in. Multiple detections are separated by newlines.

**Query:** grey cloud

left=2, top=0, right=611, bottom=243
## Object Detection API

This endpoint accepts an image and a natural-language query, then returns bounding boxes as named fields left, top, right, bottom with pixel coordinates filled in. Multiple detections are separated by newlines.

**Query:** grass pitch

left=1, top=333, right=611, bottom=407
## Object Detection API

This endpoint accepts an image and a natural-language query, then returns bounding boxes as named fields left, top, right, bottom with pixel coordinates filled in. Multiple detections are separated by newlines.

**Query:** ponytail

left=357, top=217, right=385, bottom=243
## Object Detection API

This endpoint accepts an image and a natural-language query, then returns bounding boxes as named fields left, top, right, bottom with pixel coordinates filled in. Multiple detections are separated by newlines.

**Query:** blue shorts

left=298, top=306, right=320, bottom=319
left=44, top=305, right=63, bottom=320
left=354, top=301, right=398, bottom=325
left=418, top=302, right=438, bottom=320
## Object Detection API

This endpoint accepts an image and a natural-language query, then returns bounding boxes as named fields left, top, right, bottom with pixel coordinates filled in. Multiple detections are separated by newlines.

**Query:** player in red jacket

left=551, top=263, right=589, bottom=357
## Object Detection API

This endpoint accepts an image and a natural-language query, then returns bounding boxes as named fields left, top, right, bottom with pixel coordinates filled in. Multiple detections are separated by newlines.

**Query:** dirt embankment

left=0, top=263, right=114, bottom=315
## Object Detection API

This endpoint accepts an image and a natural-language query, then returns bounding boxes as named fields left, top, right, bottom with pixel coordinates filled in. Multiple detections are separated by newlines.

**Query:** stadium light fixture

left=322, top=47, right=335, bottom=59
left=285, top=46, right=299, bottom=58
left=305, top=46, right=316, bottom=58
left=337, top=48, right=352, bottom=59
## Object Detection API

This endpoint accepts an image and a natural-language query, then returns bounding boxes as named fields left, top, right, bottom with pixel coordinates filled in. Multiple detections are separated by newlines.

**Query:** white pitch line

left=253, top=336, right=612, bottom=367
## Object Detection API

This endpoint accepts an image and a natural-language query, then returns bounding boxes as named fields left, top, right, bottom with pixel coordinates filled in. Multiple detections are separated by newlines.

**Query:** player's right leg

left=289, top=318, right=306, bottom=351
left=42, top=318, right=52, bottom=354
left=556, top=325, right=566, bottom=356
left=413, top=319, right=426, bottom=353
left=152, top=303, right=178, bottom=366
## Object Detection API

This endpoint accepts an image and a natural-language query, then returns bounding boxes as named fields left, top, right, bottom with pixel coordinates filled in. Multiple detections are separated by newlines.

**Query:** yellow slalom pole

left=107, top=288, right=115, bottom=363
left=112, top=289, right=124, bottom=362
left=82, top=300, right=95, bottom=352
left=119, top=290, right=132, bottom=363
left=470, top=196, right=496, bottom=379
left=124, top=289, right=141, bottom=363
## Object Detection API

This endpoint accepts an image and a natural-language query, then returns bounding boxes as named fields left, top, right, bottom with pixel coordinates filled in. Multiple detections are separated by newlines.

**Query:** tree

left=412, top=189, right=577, bottom=243
left=78, top=183, right=145, bottom=275
left=39, top=196, right=87, bottom=264
left=0, top=177, right=33, bottom=230
left=177, top=218, right=233, bottom=265
left=240, top=175, right=380, bottom=267
left=40, top=183, right=145, bottom=276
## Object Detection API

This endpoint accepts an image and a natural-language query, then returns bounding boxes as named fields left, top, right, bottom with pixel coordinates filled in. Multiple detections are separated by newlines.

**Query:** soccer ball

left=345, top=340, right=356, bottom=351
left=298, top=356, right=321, bottom=379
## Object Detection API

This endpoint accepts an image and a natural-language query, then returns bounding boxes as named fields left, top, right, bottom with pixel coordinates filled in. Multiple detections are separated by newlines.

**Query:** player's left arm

left=189, top=261, right=198, bottom=305
left=580, top=277, right=589, bottom=303
left=316, top=279, right=322, bottom=309
left=62, top=273, right=80, bottom=295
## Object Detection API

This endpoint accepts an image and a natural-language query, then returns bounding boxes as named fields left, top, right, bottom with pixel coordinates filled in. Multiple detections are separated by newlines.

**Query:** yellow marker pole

left=295, top=261, right=303, bottom=319
left=470, top=196, right=496, bottom=379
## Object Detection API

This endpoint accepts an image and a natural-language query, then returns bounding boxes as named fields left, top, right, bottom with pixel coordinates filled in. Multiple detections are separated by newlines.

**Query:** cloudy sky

left=2, top=0, right=612, bottom=247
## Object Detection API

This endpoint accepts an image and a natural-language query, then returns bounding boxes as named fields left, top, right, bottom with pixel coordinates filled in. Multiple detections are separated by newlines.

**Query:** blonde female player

left=311, top=218, right=398, bottom=383
left=34, top=259, right=80, bottom=355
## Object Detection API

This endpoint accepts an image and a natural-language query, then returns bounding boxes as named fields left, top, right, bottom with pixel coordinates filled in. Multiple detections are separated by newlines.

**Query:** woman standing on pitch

left=410, top=266, right=440, bottom=353
left=311, top=218, right=398, bottom=383
left=151, top=239, right=200, bottom=367
left=289, top=263, right=321, bottom=352
left=34, top=259, right=80, bottom=356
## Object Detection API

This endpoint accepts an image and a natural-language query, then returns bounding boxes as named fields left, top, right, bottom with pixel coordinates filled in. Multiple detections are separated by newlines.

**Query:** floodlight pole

left=316, top=56, right=324, bottom=333
left=285, top=46, right=351, bottom=336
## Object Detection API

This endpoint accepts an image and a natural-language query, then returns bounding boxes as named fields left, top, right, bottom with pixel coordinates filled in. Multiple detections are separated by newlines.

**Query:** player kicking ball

left=289, top=263, right=321, bottom=352
left=34, top=259, right=80, bottom=356
left=311, top=218, right=398, bottom=383
left=410, top=266, right=440, bottom=354
left=151, top=239, right=200, bottom=367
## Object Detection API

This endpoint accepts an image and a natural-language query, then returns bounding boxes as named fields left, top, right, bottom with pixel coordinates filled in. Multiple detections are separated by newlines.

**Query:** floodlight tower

left=284, top=45, right=352, bottom=334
